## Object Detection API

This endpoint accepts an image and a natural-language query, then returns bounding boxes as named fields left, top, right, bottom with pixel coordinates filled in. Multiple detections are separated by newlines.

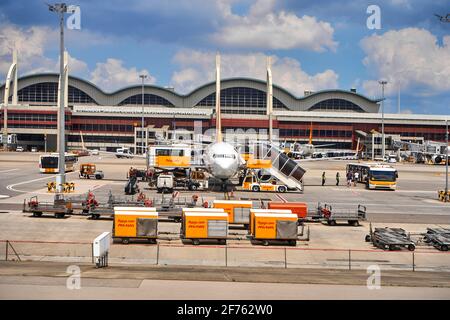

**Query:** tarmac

left=0, top=151, right=449, bottom=299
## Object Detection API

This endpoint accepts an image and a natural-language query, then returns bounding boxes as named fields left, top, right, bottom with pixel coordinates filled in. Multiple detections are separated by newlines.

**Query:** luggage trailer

left=424, top=228, right=450, bottom=251
left=317, top=203, right=367, bottom=226
left=366, top=226, right=416, bottom=251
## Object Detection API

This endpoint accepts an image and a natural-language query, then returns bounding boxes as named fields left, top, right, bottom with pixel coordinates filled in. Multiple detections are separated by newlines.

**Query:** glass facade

left=309, top=99, right=365, bottom=112
left=14, top=82, right=96, bottom=104
left=119, top=94, right=174, bottom=106
left=196, top=87, right=288, bottom=114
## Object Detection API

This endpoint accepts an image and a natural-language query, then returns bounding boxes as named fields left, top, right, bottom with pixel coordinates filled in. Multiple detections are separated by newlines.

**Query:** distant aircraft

left=435, top=13, right=450, bottom=22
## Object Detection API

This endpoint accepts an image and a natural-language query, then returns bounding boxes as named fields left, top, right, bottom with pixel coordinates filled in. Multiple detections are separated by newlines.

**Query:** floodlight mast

left=48, top=3, right=68, bottom=193
left=379, top=80, right=388, bottom=161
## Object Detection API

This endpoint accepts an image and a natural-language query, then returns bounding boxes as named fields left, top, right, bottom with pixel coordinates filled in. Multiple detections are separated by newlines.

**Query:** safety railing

left=1, top=239, right=449, bottom=272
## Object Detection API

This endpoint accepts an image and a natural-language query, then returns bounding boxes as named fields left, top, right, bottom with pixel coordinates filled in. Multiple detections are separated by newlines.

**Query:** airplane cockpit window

left=213, top=154, right=236, bottom=159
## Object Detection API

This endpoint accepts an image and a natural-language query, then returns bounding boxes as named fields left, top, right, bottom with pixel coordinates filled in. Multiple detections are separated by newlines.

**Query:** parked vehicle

left=79, top=163, right=104, bottom=179
left=157, top=174, right=174, bottom=193
left=31, top=147, right=38, bottom=152
left=16, top=146, right=24, bottom=152
left=115, top=148, right=133, bottom=158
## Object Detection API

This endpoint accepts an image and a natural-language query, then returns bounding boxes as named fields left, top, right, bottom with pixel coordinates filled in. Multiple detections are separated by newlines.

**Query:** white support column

left=215, top=53, right=222, bottom=143
left=12, top=49, right=18, bottom=105
left=266, top=56, right=273, bottom=142
left=2, top=48, right=18, bottom=150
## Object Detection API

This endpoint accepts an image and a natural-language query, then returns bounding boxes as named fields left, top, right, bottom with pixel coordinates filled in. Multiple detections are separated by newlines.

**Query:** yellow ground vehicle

left=249, top=209, right=298, bottom=246
left=212, top=200, right=252, bottom=226
left=181, top=211, right=228, bottom=245
left=79, top=163, right=104, bottom=179
left=39, top=153, right=77, bottom=173
left=347, top=163, right=398, bottom=190
left=148, top=144, right=191, bottom=168
left=242, top=172, right=288, bottom=193
left=113, top=207, right=158, bottom=244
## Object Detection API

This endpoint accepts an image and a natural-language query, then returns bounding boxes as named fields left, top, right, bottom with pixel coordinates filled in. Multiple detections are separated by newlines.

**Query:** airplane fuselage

left=203, top=142, right=241, bottom=181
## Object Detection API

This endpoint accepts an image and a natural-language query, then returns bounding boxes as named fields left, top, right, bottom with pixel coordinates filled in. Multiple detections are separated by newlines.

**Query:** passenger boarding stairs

left=255, top=142, right=306, bottom=192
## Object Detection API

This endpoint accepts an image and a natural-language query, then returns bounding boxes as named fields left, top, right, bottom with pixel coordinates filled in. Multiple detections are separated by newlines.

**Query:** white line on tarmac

left=6, top=172, right=79, bottom=193
left=0, top=195, right=10, bottom=199
left=0, top=169, right=19, bottom=174
left=329, top=188, right=437, bottom=193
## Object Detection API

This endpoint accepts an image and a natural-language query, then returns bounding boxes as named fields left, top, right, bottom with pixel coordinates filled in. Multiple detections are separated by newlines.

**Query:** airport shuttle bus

left=346, top=163, right=398, bottom=190
left=39, top=153, right=78, bottom=173
left=148, top=144, right=192, bottom=168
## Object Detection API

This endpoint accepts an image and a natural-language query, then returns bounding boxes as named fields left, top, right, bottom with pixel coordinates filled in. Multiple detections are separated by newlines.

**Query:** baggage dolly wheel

left=440, top=245, right=448, bottom=252
left=33, top=212, right=42, bottom=217
left=192, top=239, right=200, bottom=246
left=262, top=240, right=269, bottom=246
left=365, top=235, right=371, bottom=242
left=288, top=240, right=296, bottom=246
left=389, top=244, right=396, bottom=251
left=408, top=244, right=415, bottom=251
left=122, top=238, right=130, bottom=245
left=329, top=220, right=336, bottom=226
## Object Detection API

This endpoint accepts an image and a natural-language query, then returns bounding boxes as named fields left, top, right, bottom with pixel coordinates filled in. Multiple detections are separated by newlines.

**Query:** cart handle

left=358, top=204, right=367, bottom=212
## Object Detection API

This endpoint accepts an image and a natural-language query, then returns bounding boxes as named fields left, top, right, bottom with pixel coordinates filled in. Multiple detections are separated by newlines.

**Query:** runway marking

left=0, top=195, right=10, bottom=199
left=0, top=169, right=19, bottom=174
left=275, top=194, right=287, bottom=202
left=329, top=188, right=436, bottom=193
left=6, top=172, right=78, bottom=193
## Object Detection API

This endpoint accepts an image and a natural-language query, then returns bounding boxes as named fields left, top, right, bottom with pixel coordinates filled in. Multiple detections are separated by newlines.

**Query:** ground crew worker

left=354, top=171, right=359, bottom=187
left=346, top=171, right=353, bottom=187
left=336, top=172, right=340, bottom=186
left=322, top=172, right=326, bottom=186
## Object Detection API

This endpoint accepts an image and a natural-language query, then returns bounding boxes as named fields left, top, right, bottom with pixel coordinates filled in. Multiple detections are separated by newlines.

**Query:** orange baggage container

left=268, top=202, right=308, bottom=219
left=212, top=200, right=253, bottom=225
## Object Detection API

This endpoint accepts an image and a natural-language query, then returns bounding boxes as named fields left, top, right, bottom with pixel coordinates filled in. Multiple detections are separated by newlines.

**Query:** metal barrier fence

left=1, top=240, right=450, bottom=272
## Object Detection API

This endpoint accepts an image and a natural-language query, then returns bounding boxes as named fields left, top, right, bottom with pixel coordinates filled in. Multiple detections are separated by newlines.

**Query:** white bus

left=346, top=163, right=398, bottom=190
left=39, top=153, right=78, bottom=173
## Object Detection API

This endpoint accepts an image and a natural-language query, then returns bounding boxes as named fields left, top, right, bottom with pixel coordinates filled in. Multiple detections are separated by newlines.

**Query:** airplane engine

left=432, top=155, right=443, bottom=164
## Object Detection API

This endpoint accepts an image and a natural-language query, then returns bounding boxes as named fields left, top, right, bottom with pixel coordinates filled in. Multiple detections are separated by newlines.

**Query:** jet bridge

left=254, top=142, right=306, bottom=192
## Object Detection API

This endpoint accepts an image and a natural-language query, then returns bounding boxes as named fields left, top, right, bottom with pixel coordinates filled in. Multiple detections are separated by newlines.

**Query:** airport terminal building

left=0, top=73, right=448, bottom=155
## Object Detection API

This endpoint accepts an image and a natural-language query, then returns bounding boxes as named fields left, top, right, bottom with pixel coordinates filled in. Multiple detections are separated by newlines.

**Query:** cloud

left=0, top=22, right=94, bottom=78
left=89, top=58, right=156, bottom=92
left=170, top=49, right=338, bottom=94
left=360, top=28, right=450, bottom=97
left=211, top=0, right=337, bottom=51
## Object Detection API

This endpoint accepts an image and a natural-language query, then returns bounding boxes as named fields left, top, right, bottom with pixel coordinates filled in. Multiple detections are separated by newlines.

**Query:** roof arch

left=0, top=74, right=381, bottom=113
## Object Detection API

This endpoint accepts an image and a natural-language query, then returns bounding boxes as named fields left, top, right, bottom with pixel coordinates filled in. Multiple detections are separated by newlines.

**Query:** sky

left=0, top=0, right=449, bottom=115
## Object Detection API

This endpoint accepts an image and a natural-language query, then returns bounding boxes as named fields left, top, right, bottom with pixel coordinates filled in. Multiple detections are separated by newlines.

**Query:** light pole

left=48, top=3, right=71, bottom=193
left=139, top=74, right=147, bottom=154
left=445, top=119, right=449, bottom=201
left=379, top=80, right=388, bottom=161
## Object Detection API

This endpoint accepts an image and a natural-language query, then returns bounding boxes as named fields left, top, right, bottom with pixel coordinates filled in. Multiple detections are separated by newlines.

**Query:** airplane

left=281, top=122, right=359, bottom=160
left=435, top=13, right=450, bottom=22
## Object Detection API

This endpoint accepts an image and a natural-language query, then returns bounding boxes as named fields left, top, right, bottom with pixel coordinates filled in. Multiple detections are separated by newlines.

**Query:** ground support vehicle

left=113, top=207, right=158, bottom=244
left=249, top=209, right=299, bottom=246
left=79, top=163, right=104, bottom=179
left=181, top=211, right=228, bottom=245
left=423, top=228, right=450, bottom=251
left=268, top=202, right=308, bottom=219
left=365, top=225, right=416, bottom=251
left=23, top=194, right=73, bottom=218
left=318, top=203, right=366, bottom=226
left=242, top=171, right=289, bottom=193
